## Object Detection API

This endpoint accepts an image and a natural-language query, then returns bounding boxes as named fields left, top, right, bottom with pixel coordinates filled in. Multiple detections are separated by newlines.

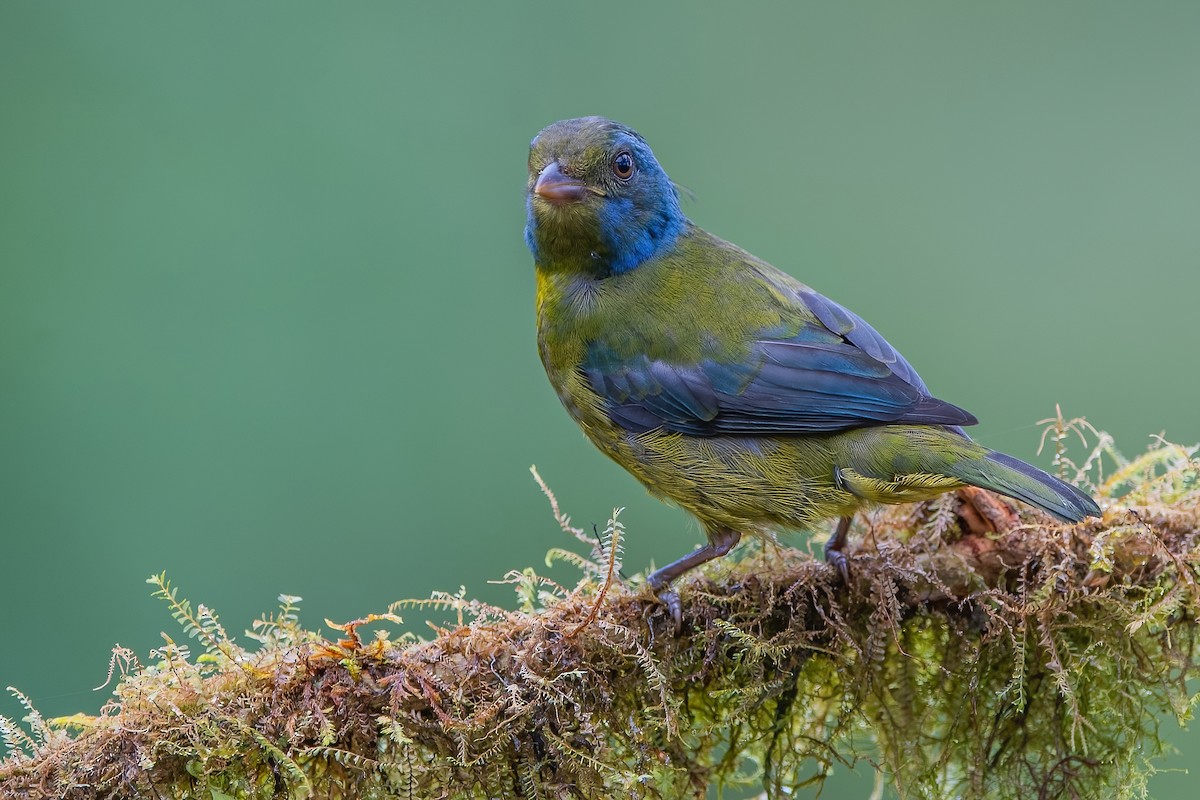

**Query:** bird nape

left=524, top=116, right=1100, bottom=616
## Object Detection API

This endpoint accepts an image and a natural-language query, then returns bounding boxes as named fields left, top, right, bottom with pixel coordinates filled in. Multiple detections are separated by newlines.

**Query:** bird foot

left=645, top=571, right=683, bottom=635
left=824, top=546, right=850, bottom=584
left=643, top=526, right=742, bottom=635
left=654, top=588, right=682, bottom=635
left=824, top=516, right=853, bottom=583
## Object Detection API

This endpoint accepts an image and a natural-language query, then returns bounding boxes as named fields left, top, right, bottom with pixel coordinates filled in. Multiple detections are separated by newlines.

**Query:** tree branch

left=2, top=435, right=1198, bottom=799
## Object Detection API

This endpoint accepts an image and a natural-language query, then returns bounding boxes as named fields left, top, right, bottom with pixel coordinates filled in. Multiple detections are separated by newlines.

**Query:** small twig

left=530, top=465, right=599, bottom=551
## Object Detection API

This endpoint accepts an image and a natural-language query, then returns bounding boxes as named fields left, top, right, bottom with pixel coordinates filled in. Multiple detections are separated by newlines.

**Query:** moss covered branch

left=2, top=426, right=1199, bottom=799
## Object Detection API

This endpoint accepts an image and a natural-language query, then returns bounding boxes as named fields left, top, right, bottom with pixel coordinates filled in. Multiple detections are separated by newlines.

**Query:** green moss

left=2, top=422, right=1198, bottom=799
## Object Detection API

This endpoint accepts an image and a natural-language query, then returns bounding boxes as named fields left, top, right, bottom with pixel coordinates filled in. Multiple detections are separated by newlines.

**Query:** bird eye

left=611, top=151, right=635, bottom=180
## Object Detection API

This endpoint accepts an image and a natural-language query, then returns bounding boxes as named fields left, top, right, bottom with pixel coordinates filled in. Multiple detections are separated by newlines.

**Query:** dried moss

left=2, top=422, right=1199, bottom=799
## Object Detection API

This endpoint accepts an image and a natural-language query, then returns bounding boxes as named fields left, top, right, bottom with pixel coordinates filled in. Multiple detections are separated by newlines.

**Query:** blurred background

left=2, top=2, right=1197, bottom=796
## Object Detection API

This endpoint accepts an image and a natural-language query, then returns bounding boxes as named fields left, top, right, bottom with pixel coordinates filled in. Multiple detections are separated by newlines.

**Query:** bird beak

left=534, top=161, right=588, bottom=205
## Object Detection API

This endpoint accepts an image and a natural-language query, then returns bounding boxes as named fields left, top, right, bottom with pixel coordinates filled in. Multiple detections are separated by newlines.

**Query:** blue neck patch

left=597, top=196, right=684, bottom=275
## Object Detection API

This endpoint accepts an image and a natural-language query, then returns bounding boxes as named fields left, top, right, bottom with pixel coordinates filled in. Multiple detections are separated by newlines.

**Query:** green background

left=2, top=2, right=1197, bottom=796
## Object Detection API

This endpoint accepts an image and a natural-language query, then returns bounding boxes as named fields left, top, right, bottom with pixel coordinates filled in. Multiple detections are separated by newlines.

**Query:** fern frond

left=146, top=572, right=241, bottom=665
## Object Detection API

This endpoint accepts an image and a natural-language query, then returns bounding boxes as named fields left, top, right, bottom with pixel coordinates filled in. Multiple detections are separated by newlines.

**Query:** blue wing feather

left=801, top=289, right=928, bottom=390
left=585, top=289, right=976, bottom=436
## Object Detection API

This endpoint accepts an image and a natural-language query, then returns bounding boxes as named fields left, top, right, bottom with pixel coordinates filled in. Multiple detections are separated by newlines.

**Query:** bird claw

left=824, top=546, right=850, bottom=584
left=654, top=588, right=682, bottom=635
left=824, top=516, right=852, bottom=583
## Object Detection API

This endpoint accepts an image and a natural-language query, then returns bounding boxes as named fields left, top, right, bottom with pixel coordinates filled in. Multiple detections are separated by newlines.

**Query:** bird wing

left=583, top=288, right=977, bottom=436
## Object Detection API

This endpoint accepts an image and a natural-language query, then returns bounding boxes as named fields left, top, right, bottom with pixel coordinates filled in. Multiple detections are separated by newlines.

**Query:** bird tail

left=947, top=450, right=1101, bottom=523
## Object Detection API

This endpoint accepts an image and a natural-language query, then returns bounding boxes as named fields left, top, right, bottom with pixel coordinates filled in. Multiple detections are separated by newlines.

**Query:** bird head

left=525, top=117, right=685, bottom=276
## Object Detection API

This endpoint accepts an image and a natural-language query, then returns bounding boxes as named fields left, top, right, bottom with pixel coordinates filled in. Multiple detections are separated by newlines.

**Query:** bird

left=524, top=116, right=1100, bottom=608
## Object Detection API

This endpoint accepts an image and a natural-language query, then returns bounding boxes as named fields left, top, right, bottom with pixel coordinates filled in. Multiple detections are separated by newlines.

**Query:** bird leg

left=824, top=515, right=853, bottom=582
left=647, top=526, right=742, bottom=631
left=647, top=526, right=742, bottom=590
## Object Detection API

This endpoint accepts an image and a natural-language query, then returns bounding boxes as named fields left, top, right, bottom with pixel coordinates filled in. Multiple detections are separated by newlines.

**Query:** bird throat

left=525, top=200, right=684, bottom=279
left=526, top=219, right=612, bottom=277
